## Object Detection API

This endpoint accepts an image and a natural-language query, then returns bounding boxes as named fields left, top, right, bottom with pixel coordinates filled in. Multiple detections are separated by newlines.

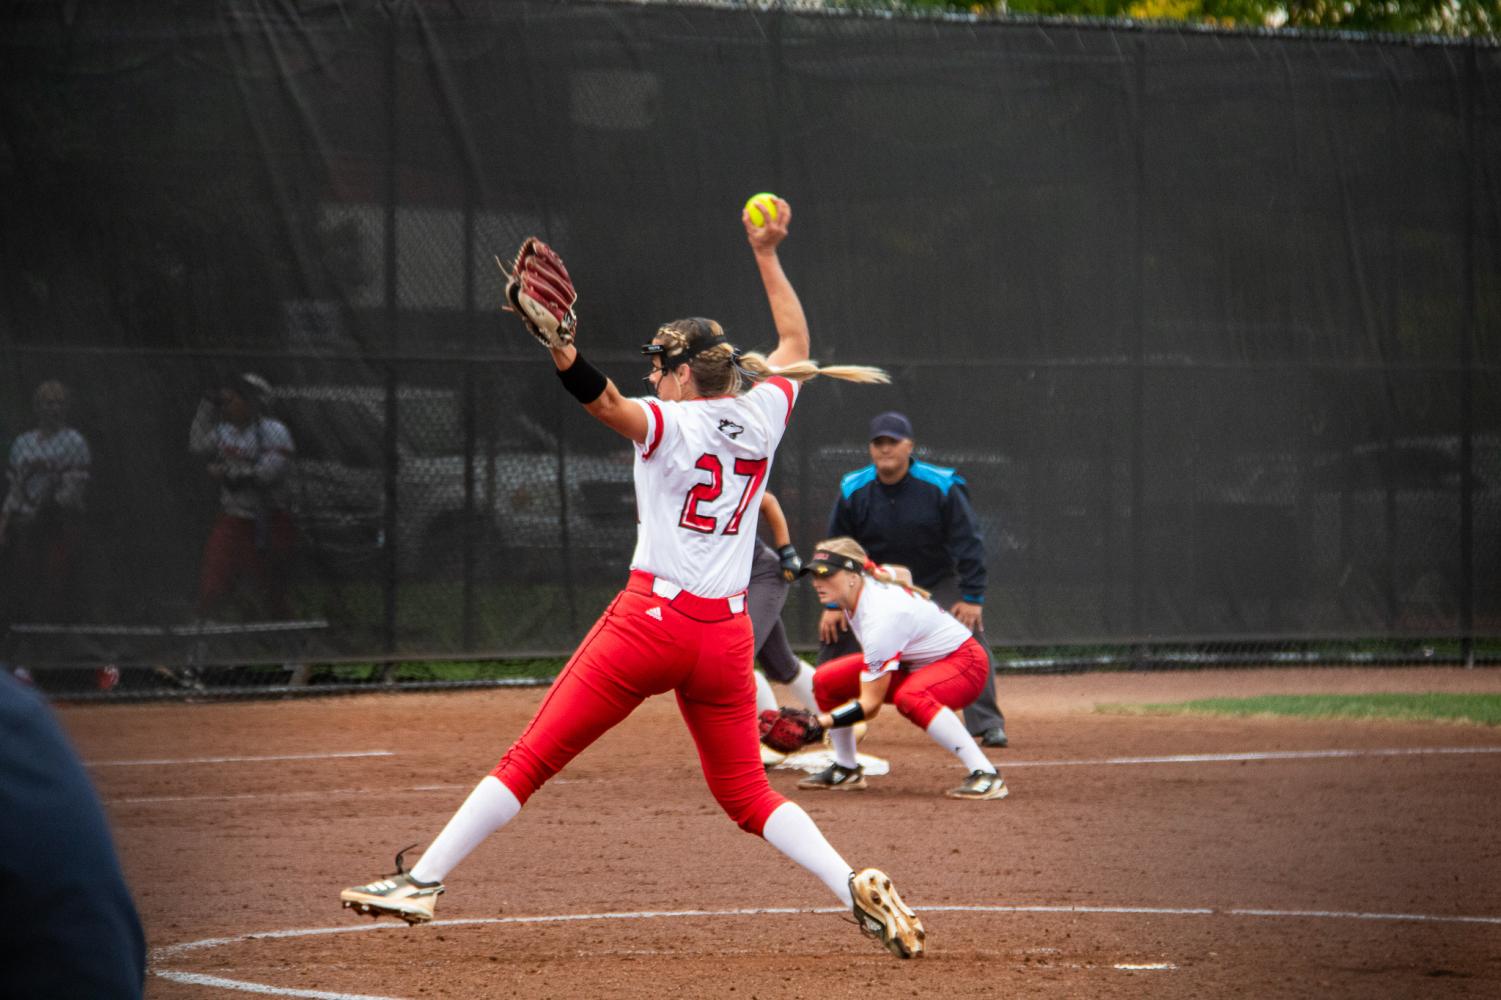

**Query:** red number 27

left=679, top=454, right=768, bottom=535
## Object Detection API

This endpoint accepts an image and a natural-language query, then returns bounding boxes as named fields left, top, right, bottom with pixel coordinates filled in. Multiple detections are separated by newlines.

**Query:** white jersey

left=3, top=427, right=91, bottom=517
left=846, top=576, right=975, bottom=682
left=628, top=377, right=799, bottom=598
left=188, top=403, right=295, bottom=518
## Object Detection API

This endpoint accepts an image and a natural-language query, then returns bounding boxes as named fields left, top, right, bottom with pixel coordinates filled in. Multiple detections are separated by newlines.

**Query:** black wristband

left=555, top=351, right=609, bottom=404
left=829, top=701, right=866, bottom=728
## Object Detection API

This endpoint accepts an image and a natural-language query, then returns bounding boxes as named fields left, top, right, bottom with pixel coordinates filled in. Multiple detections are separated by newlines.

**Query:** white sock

left=761, top=801, right=854, bottom=908
left=408, top=775, right=521, bottom=884
left=753, top=670, right=778, bottom=714
left=830, top=726, right=859, bottom=768
left=788, top=659, right=818, bottom=711
left=925, top=706, right=996, bottom=774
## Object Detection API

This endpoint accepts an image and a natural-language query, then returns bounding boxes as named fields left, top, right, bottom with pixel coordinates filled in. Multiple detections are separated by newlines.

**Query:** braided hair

left=651, top=318, right=890, bottom=398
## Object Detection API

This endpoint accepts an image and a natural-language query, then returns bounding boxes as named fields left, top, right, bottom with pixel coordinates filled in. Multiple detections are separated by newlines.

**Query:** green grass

left=1097, top=693, right=1501, bottom=727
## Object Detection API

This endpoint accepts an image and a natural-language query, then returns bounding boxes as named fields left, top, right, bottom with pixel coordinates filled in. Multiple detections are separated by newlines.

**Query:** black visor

left=799, top=550, right=865, bottom=578
left=640, top=333, right=729, bottom=372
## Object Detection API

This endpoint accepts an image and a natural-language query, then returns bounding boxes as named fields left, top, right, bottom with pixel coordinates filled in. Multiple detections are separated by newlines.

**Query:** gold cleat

left=850, top=868, right=925, bottom=959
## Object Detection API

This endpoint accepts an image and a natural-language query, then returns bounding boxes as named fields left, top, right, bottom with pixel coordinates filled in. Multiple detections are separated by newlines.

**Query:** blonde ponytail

left=737, top=352, right=890, bottom=387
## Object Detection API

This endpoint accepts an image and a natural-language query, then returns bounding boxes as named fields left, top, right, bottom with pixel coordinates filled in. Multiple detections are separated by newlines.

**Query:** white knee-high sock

left=788, top=659, right=818, bottom=711
left=761, top=801, right=854, bottom=908
left=830, top=726, right=859, bottom=768
left=409, top=775, right=521, bottom=884
left=925, top=707, right=996, bottom=774
left=753, top=669, right=778, bottom=714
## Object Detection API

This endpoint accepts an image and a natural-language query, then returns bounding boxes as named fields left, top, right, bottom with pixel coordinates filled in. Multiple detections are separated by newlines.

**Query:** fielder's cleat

left=797, top=761, right=866, bottom=790
left=945, top=769, right=1009, bottom=800
left=850, top=868, right=925, bottom=959
left=340, top=844, right=444, bottom=925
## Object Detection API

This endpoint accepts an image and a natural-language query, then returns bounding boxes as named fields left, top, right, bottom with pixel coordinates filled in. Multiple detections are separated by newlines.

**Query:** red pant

left=813, top=637, right=991, bottom=730
left=197, top=512, right=295, bottom=619
left=492, top=573, right=786, bottom=836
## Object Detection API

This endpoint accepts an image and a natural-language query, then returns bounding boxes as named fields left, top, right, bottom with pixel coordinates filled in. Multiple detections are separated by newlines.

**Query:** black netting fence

left=2, top=1, right=1498, bottom=697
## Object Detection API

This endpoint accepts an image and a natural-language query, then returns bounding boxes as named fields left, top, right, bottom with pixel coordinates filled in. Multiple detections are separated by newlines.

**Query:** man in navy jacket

left=819, top=411, right=1007, bottom=746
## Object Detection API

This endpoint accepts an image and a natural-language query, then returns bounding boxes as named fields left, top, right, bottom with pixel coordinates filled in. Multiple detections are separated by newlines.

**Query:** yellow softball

left=744, top=192, right=780, bottom=227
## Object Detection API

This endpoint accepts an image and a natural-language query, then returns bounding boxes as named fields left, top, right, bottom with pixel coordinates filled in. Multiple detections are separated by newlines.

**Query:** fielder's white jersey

left=628, top=377, right=798, bottom=598
left=846, top=576, right=974, bottom=682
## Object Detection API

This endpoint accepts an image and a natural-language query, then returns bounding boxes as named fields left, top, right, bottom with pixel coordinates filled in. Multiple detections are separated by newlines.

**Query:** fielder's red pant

left=491, top=572, right=786, bottom=836
left=813, top=637, right=991, bottom=730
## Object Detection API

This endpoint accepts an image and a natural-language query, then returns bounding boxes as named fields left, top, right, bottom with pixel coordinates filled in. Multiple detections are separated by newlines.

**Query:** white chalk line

left=85, top=750, right=395, bottom=768
left=152, top=971, right=400, bottom=1000
left=153, top=902, right=1501, bottom=998
left=1001, top=746, right=1501, bottom=768
left=104, top=746, right=1501, bottom=805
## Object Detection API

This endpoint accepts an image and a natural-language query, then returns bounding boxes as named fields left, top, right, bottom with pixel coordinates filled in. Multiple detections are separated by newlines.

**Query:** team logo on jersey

left=717, top=419, right=745, bottom=439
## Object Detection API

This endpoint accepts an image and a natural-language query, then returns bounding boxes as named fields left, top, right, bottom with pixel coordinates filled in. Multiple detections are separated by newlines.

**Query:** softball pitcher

left=761, top=537, right=1007, bottom=800
left=341, top=198, right=926, bottom=959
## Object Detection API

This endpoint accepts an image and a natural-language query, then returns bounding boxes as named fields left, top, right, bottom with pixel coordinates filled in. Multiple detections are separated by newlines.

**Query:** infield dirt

left=63, top=666, right=1501, bottom=999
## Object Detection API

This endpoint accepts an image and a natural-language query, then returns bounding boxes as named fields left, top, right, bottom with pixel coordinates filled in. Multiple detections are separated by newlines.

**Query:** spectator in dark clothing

left=819, top=411, right=1008, bottom=747
left=0, top=669, right=147, bottom=997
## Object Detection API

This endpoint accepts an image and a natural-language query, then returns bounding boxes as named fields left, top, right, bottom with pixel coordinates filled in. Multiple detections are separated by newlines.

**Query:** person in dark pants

left=819, top=411, right=1008, bottom=747
left=0, top=669, right=147, bottom=997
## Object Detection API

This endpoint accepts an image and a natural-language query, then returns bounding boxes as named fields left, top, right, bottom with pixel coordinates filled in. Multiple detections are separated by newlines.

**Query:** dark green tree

left=902, top=0, right=1498, bottom=36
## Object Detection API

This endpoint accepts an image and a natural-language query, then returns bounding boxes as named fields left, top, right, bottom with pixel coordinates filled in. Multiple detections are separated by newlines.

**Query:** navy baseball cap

left=868, top=411, right=913, bottom=442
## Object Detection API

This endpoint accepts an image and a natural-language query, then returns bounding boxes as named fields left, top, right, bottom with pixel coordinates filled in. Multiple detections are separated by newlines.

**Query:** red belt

left=627, top=571, right=747, bottom=623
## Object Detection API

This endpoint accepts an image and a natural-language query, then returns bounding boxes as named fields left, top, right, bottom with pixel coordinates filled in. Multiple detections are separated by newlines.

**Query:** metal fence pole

left=1460, top=42, right=1478, bottom=667
left=1129, top=35, right=1148, bottom=668
left=462, top=365, right=477, bottom=651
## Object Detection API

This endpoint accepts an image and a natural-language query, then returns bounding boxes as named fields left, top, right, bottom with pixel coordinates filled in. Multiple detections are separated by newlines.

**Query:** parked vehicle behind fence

left=274, top=384, right=636, bottom=581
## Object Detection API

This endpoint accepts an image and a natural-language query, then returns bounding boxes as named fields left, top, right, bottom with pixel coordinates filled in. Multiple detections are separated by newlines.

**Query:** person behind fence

left=0, top=379, right=91, bottom=625
left=338, top=196, right=927, bottom=960
left=188, top=372, right=296, bottom=620
left=820, top=410, right=1009, bottom=748
left=0, top=667, right=147, bottom=996
left=764, top=538, right=1008, bottom=800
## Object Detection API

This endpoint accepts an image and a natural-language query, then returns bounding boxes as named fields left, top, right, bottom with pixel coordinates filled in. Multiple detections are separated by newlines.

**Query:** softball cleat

left=340, top=845, right=444, bottom=924
left=850, top=868, right=925, bottom=959
left=945, top=769, right=1009, bottom=800
left=797, top=762, right=866, bottom=790
left=341, top=872, right=445, bottom=924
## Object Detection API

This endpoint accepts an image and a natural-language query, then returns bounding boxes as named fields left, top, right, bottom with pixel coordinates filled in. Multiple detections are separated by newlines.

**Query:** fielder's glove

left=759, top=707, right=824, bottom=754
left=776, top=544, right=803, bottom=583
left=498, top=237, right=577, bottom=349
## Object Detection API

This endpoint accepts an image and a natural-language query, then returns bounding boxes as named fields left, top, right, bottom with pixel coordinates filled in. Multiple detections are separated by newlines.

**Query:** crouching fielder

left=784, top=538, right=1008, bottom=799
left=340, top=199, right=924, bottom=960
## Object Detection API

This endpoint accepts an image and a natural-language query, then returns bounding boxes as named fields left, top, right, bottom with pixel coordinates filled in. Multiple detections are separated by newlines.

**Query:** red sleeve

left=641, top=401, right=665, bottom=460
left=765, top=376, right=796, bottom=427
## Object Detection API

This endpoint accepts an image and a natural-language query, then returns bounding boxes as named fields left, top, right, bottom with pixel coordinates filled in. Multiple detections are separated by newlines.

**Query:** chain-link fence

left=2, top=2, right=1498, bottom=698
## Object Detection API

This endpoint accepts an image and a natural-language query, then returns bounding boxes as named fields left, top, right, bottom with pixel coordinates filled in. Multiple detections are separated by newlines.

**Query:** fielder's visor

left=799, top=550, right=864, bottom=578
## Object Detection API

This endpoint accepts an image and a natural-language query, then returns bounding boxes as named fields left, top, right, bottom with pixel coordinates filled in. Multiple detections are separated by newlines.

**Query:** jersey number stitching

left=678, top=454, right=768, bottom=535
